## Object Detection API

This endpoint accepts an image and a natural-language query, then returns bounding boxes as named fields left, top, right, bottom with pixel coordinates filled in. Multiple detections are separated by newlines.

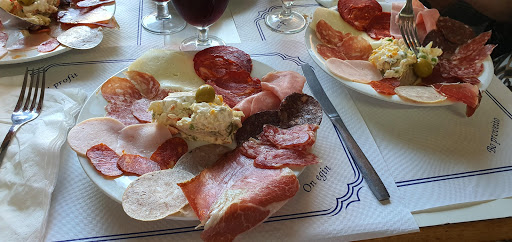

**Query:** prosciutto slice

left=178, top=149, right=299, bottom=242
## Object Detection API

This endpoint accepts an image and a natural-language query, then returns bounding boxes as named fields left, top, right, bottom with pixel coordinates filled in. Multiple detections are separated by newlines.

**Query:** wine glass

left=172, top=0, right=230, bottom=51
left=142, top=0, right=186, bottom=35
left=265, top=0, right=307, bottom=34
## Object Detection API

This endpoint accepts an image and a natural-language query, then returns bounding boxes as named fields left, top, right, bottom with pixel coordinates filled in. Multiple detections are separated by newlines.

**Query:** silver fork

left=398, top=0, right=421, bottom=56
left=0, top=67, right=46, bottom=165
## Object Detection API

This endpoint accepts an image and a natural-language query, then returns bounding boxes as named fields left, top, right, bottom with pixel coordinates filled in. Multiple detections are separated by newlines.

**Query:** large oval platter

left=305, top=2, right=494, bottom=106
left=75, top=57, right=279, bottom=220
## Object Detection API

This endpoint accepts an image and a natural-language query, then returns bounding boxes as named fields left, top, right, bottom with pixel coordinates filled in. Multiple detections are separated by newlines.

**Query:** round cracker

left=395, top=86, right=447, bottom=103
left=173, top=144, right=232, bottom=176
left=122, top=169, right=194, bottom=221
left=57, top=26, right=103, bottom=50
left=279, top=93, right=323, bottom=129
left=235, top=110, right=280, bottom=146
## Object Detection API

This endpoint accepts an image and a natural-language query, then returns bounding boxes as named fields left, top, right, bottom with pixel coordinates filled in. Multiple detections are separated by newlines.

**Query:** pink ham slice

left=326, top=59, right=382, bottom=83
left=260, top=71, right=306, bottom=100
left=178, top=148, right=299, bottom=242
left=234, top=71, right=306, bottom=120
left=116, top=123, right=173, bottom=158
left=233, top=91, right=281, bottom=122
left=67, top=117, right=125, bottom=156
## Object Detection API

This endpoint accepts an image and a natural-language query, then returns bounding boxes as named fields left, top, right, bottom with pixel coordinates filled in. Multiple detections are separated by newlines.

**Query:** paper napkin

left=0, top=77, right=86, bottom=242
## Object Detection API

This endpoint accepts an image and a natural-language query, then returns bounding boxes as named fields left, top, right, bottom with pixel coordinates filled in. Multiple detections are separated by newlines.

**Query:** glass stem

left=281, top=1, right=293, bottom=17
left=155, top=1, right=170, bottom=20
left=197, top=27, right=210, bottom=45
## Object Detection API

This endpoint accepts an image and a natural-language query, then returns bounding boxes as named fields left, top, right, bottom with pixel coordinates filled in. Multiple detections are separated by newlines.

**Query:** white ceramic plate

left=305, top=2, right=494, bottom=106
left=0, top=3, right=115, bottom=65
left=75, top=59, right=278, bottom=220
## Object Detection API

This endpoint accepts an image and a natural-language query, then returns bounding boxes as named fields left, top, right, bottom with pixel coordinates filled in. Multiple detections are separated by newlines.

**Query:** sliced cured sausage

left=37, top=38, right=60, bottom=53
left=260, top=124, right=319, bottom=151
left=437, top=16, right=475, bottom=45
left=365, top=12, right=391, bottom=39
left=337, top=0, right=382, bottom=31
left=124, top=70, right=161, bottom=99
left=338, top=35, right=373, bottom=60
left=369, top=78, right=401, bottom=95
left=315, top=19, right=349, bottom=46
left=117, top=154, right=161, bottom=176
left=86, top=143, right=123, bottom=177
left=131, top=98, right=152, bottom=123
left=101, top=76, right=142, bottom=103
left=193, top=46, right=252, bottom=83
left=150, top=137, right=188, bottom=169
left=317, top=43, right=347, bottom=60
left=253, top=149, right=319, bottom=169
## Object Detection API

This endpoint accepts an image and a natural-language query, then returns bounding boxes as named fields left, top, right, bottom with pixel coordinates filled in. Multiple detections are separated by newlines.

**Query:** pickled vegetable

left=413, top=59, right=433, bottom=78
left=195, top=84, right=216, bottom=103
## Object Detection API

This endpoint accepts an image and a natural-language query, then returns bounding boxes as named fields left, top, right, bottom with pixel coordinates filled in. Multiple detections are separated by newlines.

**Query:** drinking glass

left=142, top=0, right=186, bottom=35
left=265, top=0, right=307, bottom=34
left=172, top=0, right=230, bottom=51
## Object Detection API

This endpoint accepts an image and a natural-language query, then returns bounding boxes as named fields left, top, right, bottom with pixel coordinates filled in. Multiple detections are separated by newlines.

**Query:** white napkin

left=0, top=77, right=86, bottom=242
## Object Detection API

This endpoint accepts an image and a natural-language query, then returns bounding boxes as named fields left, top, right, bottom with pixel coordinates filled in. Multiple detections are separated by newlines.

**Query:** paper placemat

left=0, top=42, right=418, bottom=241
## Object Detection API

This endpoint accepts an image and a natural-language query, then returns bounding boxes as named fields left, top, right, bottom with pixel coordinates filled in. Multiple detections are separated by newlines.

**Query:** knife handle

left=331, top=118, right=390, bottom=201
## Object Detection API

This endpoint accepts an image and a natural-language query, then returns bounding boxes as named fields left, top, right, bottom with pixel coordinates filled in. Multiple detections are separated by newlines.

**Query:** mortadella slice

left=326, top=58, right=382, bottom=83
left=67, top=117, right=125, bottom=156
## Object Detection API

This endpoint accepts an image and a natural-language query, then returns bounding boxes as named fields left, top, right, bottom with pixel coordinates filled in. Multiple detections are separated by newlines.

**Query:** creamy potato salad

left=0, top=0, right=59, bottom=26
left=149, top=91, right=244, bottom=144
left=369, top=38, right=442, bottom=79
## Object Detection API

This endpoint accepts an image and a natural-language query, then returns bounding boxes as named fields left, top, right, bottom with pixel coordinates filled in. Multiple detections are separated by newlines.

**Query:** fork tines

left=399, top=20, right=421, bottom=56
left=15, top=67, right=46, bottom=113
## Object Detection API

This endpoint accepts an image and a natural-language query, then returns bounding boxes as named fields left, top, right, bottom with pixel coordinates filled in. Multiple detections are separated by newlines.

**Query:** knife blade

left=301, top=64, right=390, bottom=201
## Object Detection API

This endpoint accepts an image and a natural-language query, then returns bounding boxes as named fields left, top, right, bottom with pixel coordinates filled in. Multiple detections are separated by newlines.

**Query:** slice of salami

left=453, top=31, right=492, bottom=59
left=337, top=0, right=382, bottom=31
left=338, top=35, right=373, bottom=60
left=150, top=137, right=188, bottom=169
left=194, top=46, right=252, bottom=82
left=118, top=154, right=161, bottom=176
left=240, top=139, right=277, bottom=159
left=101, top=76, right=142, bottom=103
left=365, top=12, right=391, bottom=39
left=437, top=17, right=475, bottom=45
left=260, top=124, right=319, bottom=151
left=131, top=98, right=152, bottom=123
left=124, top=70, right=161, bottom=99
left=37, top=38, right=60, bottom=53
left=315, top=20, right=348, bottom=47
left=421, top=65, right=460, bottom=85
left=253, top=149, right=319, bottom=169
left=316, top=44, right=347, bottom=60
left=369, top=78, right=400, bottom=95
left=105, top=101, right=140, bottom=125
left=86, top=143, right=123, bottom=177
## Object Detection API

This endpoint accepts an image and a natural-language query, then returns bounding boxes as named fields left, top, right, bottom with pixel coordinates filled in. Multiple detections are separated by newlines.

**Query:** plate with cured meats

left=0, top=0, right=117, bottom=65
left=305, top=0, right=495, bottom=117
left=67, top=46, right=324, bottom=241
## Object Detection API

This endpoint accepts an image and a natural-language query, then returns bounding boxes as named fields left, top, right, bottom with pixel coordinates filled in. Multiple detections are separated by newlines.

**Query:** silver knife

left=301, top=64, right=390, bottom=201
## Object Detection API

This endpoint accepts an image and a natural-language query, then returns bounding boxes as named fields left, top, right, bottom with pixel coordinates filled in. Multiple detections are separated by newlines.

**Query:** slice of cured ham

left=326, top=58, right=382, bottom=84
left=260, top=71, right=306, bottom=100
left=233, top=91, right=281, bottom=122
left=178, top=149, right=299, bottom=242
left=433, top=83, right=479, bottom=108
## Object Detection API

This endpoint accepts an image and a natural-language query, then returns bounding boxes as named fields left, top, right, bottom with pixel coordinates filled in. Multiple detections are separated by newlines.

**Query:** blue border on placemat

left=254, top=4, right=320, bottom=41
left=49, top=52, right=364, bottom=241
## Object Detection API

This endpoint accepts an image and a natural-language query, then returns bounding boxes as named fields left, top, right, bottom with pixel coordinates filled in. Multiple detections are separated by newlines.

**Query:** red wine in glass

left=172, top=0, right=230, bottom=51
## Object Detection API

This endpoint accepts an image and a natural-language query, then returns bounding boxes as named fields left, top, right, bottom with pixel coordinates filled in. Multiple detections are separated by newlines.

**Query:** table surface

left=364, top=217, right=512, bottom=241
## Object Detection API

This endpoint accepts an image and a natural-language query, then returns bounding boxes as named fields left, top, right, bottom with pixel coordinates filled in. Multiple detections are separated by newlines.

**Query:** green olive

left=17, top=0, right=35, bottom=6
left=413, top=58, right=433, bottom=78
left=195, top=84, right=216, bottom=103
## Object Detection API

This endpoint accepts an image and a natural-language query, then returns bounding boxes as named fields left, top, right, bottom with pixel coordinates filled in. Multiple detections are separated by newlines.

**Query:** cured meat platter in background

left=74, top=59, right=303, bottom=220
left=0, top=2, right=116, bottom=65
left=305, top=2, right=494, bottom=106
